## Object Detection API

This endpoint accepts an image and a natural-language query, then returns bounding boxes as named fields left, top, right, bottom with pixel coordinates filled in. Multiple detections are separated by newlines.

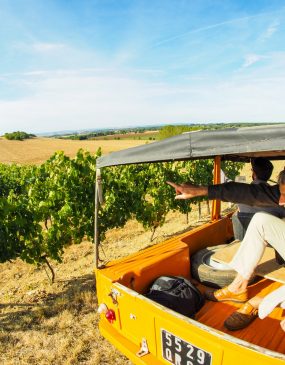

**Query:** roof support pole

left=94, top=168, right=102, bottom=269
left=211, top=156, right=221, bottom=221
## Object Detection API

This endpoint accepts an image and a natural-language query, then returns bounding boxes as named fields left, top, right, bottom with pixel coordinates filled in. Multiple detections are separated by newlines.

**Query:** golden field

left=0, top=137, right=147, bottom=165
left=1, top=136, right=284, bottom=364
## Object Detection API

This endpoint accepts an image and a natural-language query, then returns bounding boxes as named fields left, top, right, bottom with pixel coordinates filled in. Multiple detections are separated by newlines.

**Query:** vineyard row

left=0, top=148, right=243, bottom=278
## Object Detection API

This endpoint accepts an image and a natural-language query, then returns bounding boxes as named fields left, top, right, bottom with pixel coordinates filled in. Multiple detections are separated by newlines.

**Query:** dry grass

left=0, top=239, right=132, bottom=365
left=0, top=137, right=147, bottom=165
left=0, top=206, right=213, bottom=365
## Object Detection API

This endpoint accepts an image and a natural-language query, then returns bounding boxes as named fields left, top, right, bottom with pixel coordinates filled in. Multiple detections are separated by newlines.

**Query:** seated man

left=167, top=169, right=285, bottom=331
left=209, top=211, right=285, bottom=330
left=232, top=157, right=285, bottom=240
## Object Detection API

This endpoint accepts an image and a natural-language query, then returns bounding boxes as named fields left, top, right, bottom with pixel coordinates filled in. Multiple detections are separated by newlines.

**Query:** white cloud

left=13, top=42, right=67, bottom=54
left=1, top=62, right=285, bottom=135
left=242, top=54, right=263, bottom=68
left=31, top=42, right=66, bottom=53
left=262, top=20, right=280, bottom=40
left=153, top=10, right=280, bottom=48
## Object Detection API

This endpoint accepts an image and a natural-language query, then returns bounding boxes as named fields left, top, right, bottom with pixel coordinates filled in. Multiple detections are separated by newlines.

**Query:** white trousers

left=229, top=212, right=285, bottom=280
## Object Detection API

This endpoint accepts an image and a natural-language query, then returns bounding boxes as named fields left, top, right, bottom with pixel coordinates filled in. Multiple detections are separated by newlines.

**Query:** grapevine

left=0, top=149, right=244, bottom=279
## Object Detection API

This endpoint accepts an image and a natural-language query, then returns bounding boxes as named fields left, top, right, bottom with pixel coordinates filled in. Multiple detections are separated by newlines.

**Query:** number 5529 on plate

left=161, top=329, right=212, bottom=365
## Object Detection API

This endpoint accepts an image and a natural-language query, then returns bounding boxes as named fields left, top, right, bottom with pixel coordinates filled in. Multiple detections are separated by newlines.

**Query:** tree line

left=3, top=131, right=36, bottom=140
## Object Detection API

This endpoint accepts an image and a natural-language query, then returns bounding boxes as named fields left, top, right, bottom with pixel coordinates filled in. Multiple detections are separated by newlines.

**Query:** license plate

left=161, top=329, right=212, bottom=365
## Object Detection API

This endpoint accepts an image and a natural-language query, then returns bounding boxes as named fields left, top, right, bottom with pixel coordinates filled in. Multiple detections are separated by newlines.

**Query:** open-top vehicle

left=95, top=124, right=285, bottom=365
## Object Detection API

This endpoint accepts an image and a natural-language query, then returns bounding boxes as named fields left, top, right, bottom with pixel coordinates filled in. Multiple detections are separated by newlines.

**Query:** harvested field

left=92, top=130, right=158, bottom=140
left=0, top=137, right=147, bottom=165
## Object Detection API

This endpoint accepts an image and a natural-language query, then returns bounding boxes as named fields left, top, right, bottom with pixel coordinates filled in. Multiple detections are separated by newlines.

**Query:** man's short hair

left=251, top=157, right=273, bottom=181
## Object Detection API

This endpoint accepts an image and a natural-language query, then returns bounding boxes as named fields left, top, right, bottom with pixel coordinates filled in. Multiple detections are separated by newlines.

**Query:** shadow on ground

left=0, top=273, right=97, bottom=333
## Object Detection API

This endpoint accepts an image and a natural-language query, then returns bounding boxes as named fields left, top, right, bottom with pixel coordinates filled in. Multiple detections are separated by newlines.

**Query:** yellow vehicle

left=95, top=124, right=285, bottom=365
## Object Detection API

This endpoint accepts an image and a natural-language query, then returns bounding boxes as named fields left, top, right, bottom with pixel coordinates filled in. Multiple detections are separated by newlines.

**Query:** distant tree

left=4, top=131, right=35, bottom=141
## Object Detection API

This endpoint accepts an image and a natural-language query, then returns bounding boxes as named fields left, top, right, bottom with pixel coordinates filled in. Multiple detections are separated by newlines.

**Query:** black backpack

left=145, top=276, right=204, bottom=318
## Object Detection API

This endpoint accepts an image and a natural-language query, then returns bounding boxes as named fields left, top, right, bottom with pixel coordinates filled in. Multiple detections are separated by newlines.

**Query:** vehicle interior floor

left=196, top=278, right=285, bottom=354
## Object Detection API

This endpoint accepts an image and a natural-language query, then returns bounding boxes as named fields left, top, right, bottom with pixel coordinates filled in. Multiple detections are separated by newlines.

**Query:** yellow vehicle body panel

left=96, top=214, right=285, bottom=364
left=98, top=283, right=284, bottom=365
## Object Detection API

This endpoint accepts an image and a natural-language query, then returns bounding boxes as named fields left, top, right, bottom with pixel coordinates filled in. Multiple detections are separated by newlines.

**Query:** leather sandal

left=205, top=286, right=248, bottom=303
left=224, top=302, right=258, bottom=331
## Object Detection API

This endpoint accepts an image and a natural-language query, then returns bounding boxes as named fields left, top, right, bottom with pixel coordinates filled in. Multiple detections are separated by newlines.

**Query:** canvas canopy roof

left=96, top=124, right=285, bottom=168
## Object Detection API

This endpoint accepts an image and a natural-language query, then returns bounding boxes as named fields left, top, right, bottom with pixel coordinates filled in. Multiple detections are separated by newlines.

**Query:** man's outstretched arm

left=166, top=181, right=208, bottom=200
left=167, top=181, right=280, bottom=207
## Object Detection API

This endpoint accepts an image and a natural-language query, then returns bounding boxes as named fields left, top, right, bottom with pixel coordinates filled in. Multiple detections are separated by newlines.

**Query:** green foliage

left=99, top=165, right=138, bottom=238
left=0, top=149, right=100, bottom=266
left=222, top=161, right=244, bottom=181
left=0, top=146, right=244, bottom=267
left=0, top=165, right=42, bottom=263
left=0, top=164, right=35, bottom=197
left=27, top=149, right=99, bottom=262
left=4, top=131, right=35, bottom=140
left=158, top=125, right=203, bottom=140
left=129, top=163, right=178, bottom=236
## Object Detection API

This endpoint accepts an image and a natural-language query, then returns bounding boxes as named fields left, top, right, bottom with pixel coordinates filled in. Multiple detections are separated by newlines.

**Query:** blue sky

left=1, top=0, right=285, bottom=134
